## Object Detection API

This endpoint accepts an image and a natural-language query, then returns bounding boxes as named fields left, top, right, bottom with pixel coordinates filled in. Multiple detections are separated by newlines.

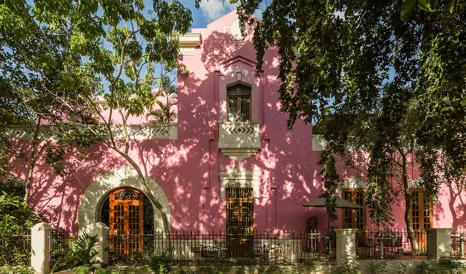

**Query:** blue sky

left=180, top=0, right=237, bottom=28
left=145, top=0, right=266, bottom=28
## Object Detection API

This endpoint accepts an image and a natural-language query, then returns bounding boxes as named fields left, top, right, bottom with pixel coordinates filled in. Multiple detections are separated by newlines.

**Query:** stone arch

left=78, top=166, right=170, bottom=233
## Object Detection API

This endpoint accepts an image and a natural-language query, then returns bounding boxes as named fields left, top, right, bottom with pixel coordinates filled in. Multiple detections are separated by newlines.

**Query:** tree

left=231, top=0, right=466, bottom=250
left=76, top=0, right=190, bottom=234
left=1, top=0, right=192, bottom=234
left=1, top=0, right=106, bottom=200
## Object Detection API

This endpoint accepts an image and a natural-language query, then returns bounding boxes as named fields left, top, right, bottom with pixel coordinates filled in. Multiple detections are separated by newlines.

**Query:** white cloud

left=199, top=0, right=238, bottom=22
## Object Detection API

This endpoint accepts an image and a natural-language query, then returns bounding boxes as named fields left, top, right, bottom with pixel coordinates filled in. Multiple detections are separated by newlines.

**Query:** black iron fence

left=356, top=229, right=427, bottom=260
left=451, top=229, right=465, bottom=259
left=108, top=234, right=155, bottom=264
left=108, top=230, right=334, bottom=265
left=0, top=230, right=31, bottom=266
left=50, top=228, right=70, bottom=267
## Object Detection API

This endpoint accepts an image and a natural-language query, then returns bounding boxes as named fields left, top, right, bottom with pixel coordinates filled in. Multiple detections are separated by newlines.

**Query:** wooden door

left=409, top=189, right=432, bottom=250
left=226, top=187, right=254, bottom=257
left=109, top=188, right=144, bottom=256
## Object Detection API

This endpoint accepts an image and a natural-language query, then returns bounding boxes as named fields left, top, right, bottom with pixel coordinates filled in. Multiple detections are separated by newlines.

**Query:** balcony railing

left=356, top=229, right=427, bottom=260
left=218, top=121, right=261, bottom=161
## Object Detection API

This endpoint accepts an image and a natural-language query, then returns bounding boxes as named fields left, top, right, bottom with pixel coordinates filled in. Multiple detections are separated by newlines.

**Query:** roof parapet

left=179, top=33, right=202, bottom=48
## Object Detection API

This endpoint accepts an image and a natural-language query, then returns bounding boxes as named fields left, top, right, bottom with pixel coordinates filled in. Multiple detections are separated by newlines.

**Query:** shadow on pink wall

left=12, top=17, right=465, bottom=236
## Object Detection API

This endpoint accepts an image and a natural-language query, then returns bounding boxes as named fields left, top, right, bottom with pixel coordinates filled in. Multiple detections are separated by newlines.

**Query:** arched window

left=227, top=84, right=251, bottom=122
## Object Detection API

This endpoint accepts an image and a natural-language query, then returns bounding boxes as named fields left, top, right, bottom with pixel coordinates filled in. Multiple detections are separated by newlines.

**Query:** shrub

left=417, top=256, right=466, bottom=274
left=0, top=191, right=41, bottom=236
left=74, top=265, right=91, bottom=274
left=145, top=252, right=172, bottom=274
left=331, top=260, right=360, bottom=274
left=0, top=265, right=34, bottom=274
left=365, top=260, right=387, bottom=274
left=94, top=268, right=109, bottom=274
left=73, top=232, right=100, bottom=266
left=0, top=192, right=41, bottom=265
left=437, top=256, right=466, bottom=274
left=51, top=232, right=101, bottom=273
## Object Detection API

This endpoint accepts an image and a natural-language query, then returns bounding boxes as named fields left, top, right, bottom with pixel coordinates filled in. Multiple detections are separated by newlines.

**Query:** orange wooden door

left=409, top=189, right=432, bottom=250
left=109, top=188, right=144, bottom=255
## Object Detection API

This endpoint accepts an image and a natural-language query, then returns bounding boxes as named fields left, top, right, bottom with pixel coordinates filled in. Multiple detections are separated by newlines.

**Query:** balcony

left=5, top=123, right=178, bottom=141
left=218, top=121, right=261, bottom=161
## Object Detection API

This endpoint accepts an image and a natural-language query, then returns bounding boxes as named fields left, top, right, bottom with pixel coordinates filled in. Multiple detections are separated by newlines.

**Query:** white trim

left=78, top=166, right=170, bottom=233
left=179, top=33, right=202, bottom=48
left=179, top=48, right=195, bottom=56
left=5, top=123, right=177, bottom=141
left=408, top=178, right=423, bottom=189
left=219, top=167, right=261, bottom=200
left=338, top=177, right=366, bottom=197
left=218, top=121, right=261, bottom=162
left=312, top=135, right=326, bottom=151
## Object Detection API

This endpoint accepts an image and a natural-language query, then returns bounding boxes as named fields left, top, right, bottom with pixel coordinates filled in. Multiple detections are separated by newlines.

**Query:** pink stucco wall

left=11, top=11, right=465, bottom=235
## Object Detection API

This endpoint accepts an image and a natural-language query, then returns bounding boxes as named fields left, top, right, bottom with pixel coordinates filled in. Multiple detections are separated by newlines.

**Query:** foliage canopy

left=233, top=0, right=466, bottom=229
left=1, top=0, right=190, bottom=211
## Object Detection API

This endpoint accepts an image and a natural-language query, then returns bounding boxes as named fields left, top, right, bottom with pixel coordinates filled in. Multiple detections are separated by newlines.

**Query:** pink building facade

left=10, top=12, right=466, bottom=236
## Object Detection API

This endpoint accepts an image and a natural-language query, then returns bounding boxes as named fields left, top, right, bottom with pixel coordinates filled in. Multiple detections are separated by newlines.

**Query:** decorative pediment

left=222, top=55, right=257, bottom=68
left=219, top=167, right=261, bottom=200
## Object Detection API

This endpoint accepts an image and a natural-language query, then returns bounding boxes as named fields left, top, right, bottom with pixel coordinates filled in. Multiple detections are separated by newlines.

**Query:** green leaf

left=418, top=0, right=433, bottom=12
left=401, top=0, right=417, bottom=18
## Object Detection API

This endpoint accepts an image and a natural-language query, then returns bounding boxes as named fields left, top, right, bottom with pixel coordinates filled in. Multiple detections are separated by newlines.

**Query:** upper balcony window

left=227, top=83, right=251, bottom=122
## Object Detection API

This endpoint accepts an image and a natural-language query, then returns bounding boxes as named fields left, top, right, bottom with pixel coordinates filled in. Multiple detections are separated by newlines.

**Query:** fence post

left=84, top=222, right=109, bottom=264
left=427, top=228, right=452, bottom=259
left=31, top=222, right=51, bottom=274
left=334, top=229, right=358, bottom=266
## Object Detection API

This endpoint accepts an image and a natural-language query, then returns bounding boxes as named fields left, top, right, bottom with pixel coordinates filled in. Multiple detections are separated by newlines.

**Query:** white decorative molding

left=312, top=135, right=326, bottom=151
left=111, top=123, right=177, bottom=140
left=219, top=167, right=261, bottom=200
left=218, top=121, right=261, bottom=162
left=338, top=177, right=366, bottom=197
left=5, top=122, right=177, bottom=141
left=408, top=178, right=423, bottom=189
left=179, top=47, right=195, bottom=56
left=342, top=177, right=366, bottom=189
left=179, top=33, right=202, bottom=48
left=78, top=166, right=170, bottom=233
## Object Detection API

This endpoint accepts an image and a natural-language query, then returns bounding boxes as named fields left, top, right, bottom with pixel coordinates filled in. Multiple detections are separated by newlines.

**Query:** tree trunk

left=402, top=154, right=419, bottom=252
left=23, top=117, right=43, bottom=202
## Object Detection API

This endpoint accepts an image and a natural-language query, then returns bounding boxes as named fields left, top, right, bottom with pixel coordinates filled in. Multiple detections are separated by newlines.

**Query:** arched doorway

left=100, top=187, right=155, bottom=256
left=78, top=166, right=170, bottom=235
